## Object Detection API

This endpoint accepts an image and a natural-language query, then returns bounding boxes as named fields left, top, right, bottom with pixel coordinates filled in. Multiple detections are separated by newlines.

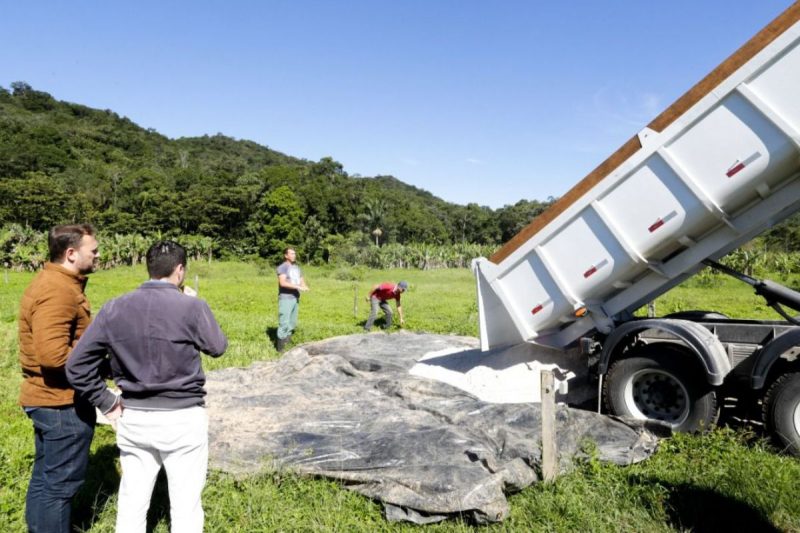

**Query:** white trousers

left=115, top=406, right=208, bottom=533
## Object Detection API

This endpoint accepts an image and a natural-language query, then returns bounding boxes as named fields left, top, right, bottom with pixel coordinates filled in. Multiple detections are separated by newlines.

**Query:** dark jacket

left=19, top=263, right=92, bottom=407
left=66, top=281, right=227, bottom=412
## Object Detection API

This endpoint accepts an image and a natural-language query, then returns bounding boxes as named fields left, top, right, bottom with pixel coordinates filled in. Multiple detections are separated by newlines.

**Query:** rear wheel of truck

left=763, top=372, right=800, bottom=457
left=604, top=345, right=719, bottom=432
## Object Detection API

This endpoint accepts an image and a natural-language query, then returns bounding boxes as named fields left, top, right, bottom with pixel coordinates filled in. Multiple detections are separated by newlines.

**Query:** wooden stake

left=194, top=274, right=199, bottom=294
left=353, top=284, right=358, bottom=317
left=541, top=370, right=558, bottom=482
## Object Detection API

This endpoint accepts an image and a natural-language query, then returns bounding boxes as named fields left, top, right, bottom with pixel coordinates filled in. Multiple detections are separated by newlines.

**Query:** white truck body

left=474, top=6, right=800, bottom=352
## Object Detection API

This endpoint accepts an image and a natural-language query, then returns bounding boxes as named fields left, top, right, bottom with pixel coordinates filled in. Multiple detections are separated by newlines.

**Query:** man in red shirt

left=364, top=281, right=407, bottom=331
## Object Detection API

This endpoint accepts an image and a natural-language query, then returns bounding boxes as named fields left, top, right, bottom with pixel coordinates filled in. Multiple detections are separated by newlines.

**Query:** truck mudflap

left=598, top=319, right=731, bottom=386
left=751, top=327, right=800, bottom=389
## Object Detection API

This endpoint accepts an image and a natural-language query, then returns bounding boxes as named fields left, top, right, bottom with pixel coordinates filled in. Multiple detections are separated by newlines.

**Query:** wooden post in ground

left=4, top=268, right=8, bottom=284
left=353, top=284, right=358, bottom=317
left=541, top=369, right=558, bottom=482
left=194, top=274, right=199, bottom=295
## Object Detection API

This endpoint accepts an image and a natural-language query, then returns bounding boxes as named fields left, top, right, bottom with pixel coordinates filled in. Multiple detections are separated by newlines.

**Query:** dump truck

left=472, top=3, right=800, bottom=454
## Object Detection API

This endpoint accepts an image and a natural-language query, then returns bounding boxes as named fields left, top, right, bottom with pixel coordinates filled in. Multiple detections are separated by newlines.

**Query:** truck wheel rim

left=623, top=369, right=690, bottom=426
left=793, top=398, right=800, bottom=441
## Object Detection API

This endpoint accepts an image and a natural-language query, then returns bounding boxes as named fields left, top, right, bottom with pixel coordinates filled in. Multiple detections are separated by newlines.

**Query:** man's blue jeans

left=25, top=402, right=95, bottom=533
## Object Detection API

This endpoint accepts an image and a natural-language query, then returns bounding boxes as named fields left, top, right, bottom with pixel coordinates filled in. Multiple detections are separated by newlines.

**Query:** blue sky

left=0, top=1, right=793, bottom=207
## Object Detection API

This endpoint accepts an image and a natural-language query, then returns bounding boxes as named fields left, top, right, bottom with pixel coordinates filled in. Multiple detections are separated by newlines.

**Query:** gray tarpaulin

left=206, top=332, right=658, bottom=524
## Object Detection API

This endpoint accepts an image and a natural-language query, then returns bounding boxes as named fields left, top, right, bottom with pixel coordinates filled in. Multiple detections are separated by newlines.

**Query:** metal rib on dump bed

left=474, top=3, right=800, bottom=351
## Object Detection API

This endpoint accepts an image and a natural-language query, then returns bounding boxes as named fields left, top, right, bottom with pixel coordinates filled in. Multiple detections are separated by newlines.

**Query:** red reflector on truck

left=648, top=219, right=665, bottom=232
left=726, top=152, right=762, bottom=178
left=648, top=210, right=678, bottom=233
left=726, top=162, right=745, bottom=177
left=583, top=258, right=609, bottom=279
left=531, top=304, right=543, bottom=315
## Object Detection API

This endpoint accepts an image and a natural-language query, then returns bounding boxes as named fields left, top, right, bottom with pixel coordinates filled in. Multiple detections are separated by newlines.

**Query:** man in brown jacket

left=19, top=223, right=99, bottom=533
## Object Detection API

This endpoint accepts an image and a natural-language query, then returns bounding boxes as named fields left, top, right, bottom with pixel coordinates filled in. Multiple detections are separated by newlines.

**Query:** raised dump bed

left=474, top=4, right=800, bottom=351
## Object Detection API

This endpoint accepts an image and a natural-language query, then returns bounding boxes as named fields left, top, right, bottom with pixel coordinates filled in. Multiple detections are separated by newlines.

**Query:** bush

left=332, top=266, right=367, bottom=281
left=0, top=224, right=47, bottom=271
left=0, top=225, right=225, bottom=272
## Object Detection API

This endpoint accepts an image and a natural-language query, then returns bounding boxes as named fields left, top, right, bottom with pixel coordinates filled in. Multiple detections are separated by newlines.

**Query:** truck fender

left=598, top=319, right=731, bottom=386
left=750, top=327, right=800, bottom=390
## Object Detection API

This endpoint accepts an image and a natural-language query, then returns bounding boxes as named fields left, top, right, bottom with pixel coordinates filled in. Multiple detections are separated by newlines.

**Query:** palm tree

left=361, top=198, right=388, bottom=245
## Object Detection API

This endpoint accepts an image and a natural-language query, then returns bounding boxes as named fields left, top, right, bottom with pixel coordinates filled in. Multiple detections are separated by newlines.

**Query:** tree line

left=2, top=81, right=798, bottom=269
left=0, top=82, right=553, bottom=264
left=0, top=223, right=497, bottom=272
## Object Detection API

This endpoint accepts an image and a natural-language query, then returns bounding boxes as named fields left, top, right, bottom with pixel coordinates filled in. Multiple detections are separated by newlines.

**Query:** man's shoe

left=276, top=337, right=287, bottom=352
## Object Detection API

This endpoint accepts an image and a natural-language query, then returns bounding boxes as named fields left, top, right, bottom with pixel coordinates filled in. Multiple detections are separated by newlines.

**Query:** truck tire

left=763, top=372, right=800, bottom=457
left=604, top=346, right=719, bottom=432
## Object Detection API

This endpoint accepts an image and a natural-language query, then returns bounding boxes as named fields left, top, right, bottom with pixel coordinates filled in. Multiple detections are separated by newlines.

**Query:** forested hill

left=2, top=82, right=797, bottom=265
left=0, top=82, right=555, bottom=261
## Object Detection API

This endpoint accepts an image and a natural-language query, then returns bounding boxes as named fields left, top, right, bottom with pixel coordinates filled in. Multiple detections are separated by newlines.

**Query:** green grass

left=1, top=262, right=799, bottom=532
left=643, top=271, right=791, bottom=320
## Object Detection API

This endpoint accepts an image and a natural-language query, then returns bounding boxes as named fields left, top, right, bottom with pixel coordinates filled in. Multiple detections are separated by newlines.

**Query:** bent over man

left=19, top=223, right=99, bottom=533
left=364, top=281, right=407, bottom=331
left=67, top=240, right=227, bottom=533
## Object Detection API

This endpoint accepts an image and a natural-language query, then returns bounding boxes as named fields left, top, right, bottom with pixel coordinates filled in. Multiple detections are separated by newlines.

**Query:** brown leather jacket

left=19, top=263, right=92, bottom=407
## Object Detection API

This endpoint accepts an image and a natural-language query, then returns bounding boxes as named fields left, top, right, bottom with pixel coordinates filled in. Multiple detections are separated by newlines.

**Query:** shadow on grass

left=640, top=477, right=779, bottom=532
left=146, top=468, right=171, bottom=532
left=72, top=443, right=173, bottom=532
left=265, top=326, right=278, bottom=347
left=716, top=393, right=779, bottom=452
left=717, top=391, right=763, bottom=429
left=73, top=443, right=120, bottom=531
left=359, top=317, right=389, bottom=331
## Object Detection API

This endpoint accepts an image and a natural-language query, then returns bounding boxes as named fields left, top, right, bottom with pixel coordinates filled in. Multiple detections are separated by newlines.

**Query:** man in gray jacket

left=66, top=240, right=227, bottom=533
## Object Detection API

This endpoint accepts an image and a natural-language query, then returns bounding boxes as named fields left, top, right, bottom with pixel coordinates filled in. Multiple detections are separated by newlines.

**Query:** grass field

left=1, top=262, right=799, bottom=532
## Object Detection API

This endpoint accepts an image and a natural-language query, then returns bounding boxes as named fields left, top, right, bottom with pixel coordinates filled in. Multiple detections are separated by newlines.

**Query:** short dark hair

left=48, top=224, right=95, bottom=262
left=146, top=240, right=186, bottom=279
left=283, top=247, right=295, bottom=255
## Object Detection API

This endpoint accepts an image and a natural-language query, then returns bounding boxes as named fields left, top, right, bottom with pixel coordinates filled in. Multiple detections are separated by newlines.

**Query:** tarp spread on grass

left=206, top=332, right=658, bottom=524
